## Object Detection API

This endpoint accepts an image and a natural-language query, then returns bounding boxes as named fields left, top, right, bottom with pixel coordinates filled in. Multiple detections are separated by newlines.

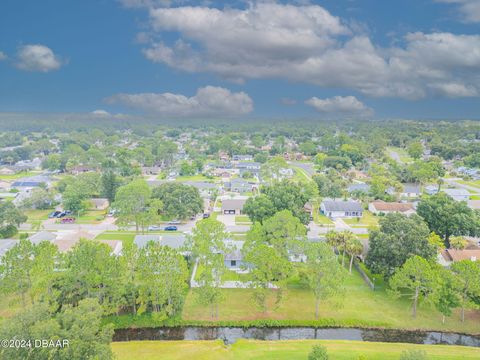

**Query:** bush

left=308, top=345, right=328, bottom=360
left=400, top=349, right=427, bottom=360
left=0, top=225, right=18, bottom=239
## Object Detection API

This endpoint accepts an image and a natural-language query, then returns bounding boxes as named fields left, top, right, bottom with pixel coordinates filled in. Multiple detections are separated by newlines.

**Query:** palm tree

left=346, top=237, right=363, bottom=273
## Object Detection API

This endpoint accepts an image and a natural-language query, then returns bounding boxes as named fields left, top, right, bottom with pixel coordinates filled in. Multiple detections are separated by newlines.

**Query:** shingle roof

left=222, top=198, right=247, bottom=210
left=370, top=201, right=414, bottom=212
left=322, top=200, right=363, bottom=212
left=441, top=249, right=480, bottom=262
left=134, top=235, right=161, bottom=249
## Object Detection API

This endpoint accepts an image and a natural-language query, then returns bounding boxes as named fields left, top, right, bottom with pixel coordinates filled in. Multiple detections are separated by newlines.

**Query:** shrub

left=308, top=345, right=329, bottom=360
left=400, top=349, right=427, bottom=360
left=0, top=225, right=18, bottom=239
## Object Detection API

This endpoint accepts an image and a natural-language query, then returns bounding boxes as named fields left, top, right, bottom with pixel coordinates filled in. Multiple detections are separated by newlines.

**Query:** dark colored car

left=57, top=211, right=67, bottom=218
left=164, top=225, right=178, bottom=231
left=202, top=213, right=210, bottom=219
left=48, top=211, right=61, bottom=218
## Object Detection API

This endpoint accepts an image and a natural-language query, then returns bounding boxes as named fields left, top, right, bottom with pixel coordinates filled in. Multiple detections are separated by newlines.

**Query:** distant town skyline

left=1, top=0, right=480, bottom=120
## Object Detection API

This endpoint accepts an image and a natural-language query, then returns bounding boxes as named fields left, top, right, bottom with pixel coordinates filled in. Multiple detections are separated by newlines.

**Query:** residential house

left=368, top=200, right=415, bottom=215
left=236, top=162, right=261, bottom=176
left=183, top=181, right=219, bottom=197
left=222, top=239, right=246, bottom=271
left=424, top=185, right=440, bottom=195
left=320, top=199, right=363, bottom=219
left=69, top=165, right=96, bottom=175
left=134, top=234, right=162, bottom=249
left=225, top=178, right=254, bottom=194
left=401, top=183, right=421, bottom=198
left=438, top=249, right=480, bottom=267
left=232, top=154, right=253, bottom=162
left=347, top=183, right=371, bottom=194
left=141, top=166, right=162, bottom=175
left=221, top=197, right=247, bottom=215
left=90, top=198, right=109, bottom=210
left=52, top=238, right=122, bottom=256
left=443, top=188, right=470, bottom=202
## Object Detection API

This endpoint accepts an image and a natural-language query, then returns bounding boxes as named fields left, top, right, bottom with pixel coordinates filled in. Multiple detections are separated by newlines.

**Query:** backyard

left=112, top=339, right=480, bottom=360
left=182, top=266, right=480, bottom=334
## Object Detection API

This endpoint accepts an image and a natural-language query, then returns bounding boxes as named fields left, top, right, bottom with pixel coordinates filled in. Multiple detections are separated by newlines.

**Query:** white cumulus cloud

left=305, top=96, right=374, bottom=118
left=91, top=109, right=112, bottom=117
left=437, top=0, right=480, bottom=23
left=16, top=44, right=63, bottom=72
left=136, top=3, right=480, bottom=100
left=105, top=86, right=253, bottom=118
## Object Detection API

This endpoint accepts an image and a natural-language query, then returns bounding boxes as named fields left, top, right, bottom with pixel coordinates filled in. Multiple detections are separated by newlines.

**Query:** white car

left=148, top=225, right=163, bottom=231
left=168, top=220, right=181, bottom=225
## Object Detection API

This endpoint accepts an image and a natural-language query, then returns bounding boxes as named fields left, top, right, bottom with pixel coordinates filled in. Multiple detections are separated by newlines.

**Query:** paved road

left=445, top=178, right=480, bottom=194
left=290, top=161, right=316, bottom=177
left=387, top=149, right=403, bottom=164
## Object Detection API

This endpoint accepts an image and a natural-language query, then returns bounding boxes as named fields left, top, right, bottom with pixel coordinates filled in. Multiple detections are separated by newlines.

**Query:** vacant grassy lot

left=95, top=231, right=137, bottom=244
left=24, top=209, right=52, bottom=222
left=112, top=339, right=480, bottom=360
left=174, top=175, right=216, bottom=182
left=183, top=267, right=480, bottom=334
left=0, top=171, right=39, bottom=181
left=457, top=180, right=480, bottom=188
left=386, top=146, right=413, bottom=164
left=76, top=210, right=106, bottom=224
left=344, top=211, right=379, bottom=228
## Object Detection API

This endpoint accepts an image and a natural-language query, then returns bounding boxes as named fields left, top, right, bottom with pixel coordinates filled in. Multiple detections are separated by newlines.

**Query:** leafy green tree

left=189, top=218, right=228, bottom=318
left=407, top=142, right=423, bottom=160
left=299, top=140, right=317, bottom=156
left=152, top=182, right=203, bottom=221
left=450, top=236, right=468, bottom=250
left=313, top=173, right=344, bottom=200
left=326, top=230, right=356, bottom=267
left=417, top=193, right=480, bottom=246
left=308, top=344, right=329, bottom=360
left=0, top=239, right=34, bottom=307
left=451, top=260, right=480, bottom=322
left=20, top=187, right=55, bottom=210
left=137, top=242, right=188, bottom=317
left=0, top=202, right=27, bottom=238
left=0, top=298, right=114, bottom=360
left=260, top=156, right=289, bottom=182
left=119, top=242, right=139, bottom=314
left=313, top=153, right=328, bottom=169
left=427, top=232, right=445, bottom=253
left=254, top=152, right=268, bottom=163
left=304, top=242, right=346, bottom=319
left=60, top=240, right=123, bottom=314
left=30, top=241, right=59, bottom=307
left=389, top=256, right=438, bottom=318
left=261, top=180, right=311, bottom=224
left=366, top=214, right=435, bottom=278
left=114, top=179, right=161, bottom=232
left=434, top=268, right=460, bottom=324
left=63, top=185, right=88, bottom=217
left=101, top=170, right=121, bottom=203
left=243, top=194, right=276, bottom=223
left=243, top=243, right=293, bottom=312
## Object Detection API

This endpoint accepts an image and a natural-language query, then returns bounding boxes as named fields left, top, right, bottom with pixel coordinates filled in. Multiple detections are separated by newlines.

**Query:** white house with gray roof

left=320, top=199, right=363, bottom=219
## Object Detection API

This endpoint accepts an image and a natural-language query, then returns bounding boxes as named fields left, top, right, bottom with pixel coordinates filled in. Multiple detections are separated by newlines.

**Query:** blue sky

left=0, top=0, right=479, bottom=120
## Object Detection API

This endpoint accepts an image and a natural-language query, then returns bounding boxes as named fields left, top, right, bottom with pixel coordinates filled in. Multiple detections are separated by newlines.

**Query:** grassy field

left=313, top=212, right=334, bottom=226
left=24, top=209, right=52, bottom=222
left=0, top=170, right=39, bottom=181
left=386, top=147, right=413, bottom=164
left=76, top=210, right=106, bottom=224
left=174, top=174, right=216, bottom=182
left=457, top=180, right=480, bottom=188
left=194, top=264, right=250, bottom=282
left=235, top=215, right=252, bottom=225
left=344, top=211, right=379, bottom=228
left=182, top=266, right=480, bottom=334
left=112, top=339, right=480, bottom=360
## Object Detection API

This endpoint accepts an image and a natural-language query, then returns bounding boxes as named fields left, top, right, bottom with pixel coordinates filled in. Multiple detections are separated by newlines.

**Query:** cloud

left=137, top=3, right=480, bottom=100
left=105, top=86, right=253, bottom=117
left=0, top=51, right=7, bottom=61
left=16, top=44, right=63, bottom=72
left=437, top=0, right=480, bottom=23
left=281, top=97, right=297, bottom=106
left=91, top=109, right=112, bottom=117
left=305, top=96, right=374, bottom=118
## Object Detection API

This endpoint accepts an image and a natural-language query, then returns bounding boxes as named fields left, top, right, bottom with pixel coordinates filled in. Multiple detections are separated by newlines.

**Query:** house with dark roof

left=347, top=183, right=371, bottom=194
left=320, top=199, right=363, bottom=218
left=225, top=178, right=254, bottom=194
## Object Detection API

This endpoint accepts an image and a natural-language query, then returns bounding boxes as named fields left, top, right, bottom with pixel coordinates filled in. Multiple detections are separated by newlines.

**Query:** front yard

left=343, top=211, right=379, bottom=228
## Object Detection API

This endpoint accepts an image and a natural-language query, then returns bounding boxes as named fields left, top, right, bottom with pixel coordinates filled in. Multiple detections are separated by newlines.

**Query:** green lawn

left=76, top=210, right=106, bottom=224
left=112, top=339, right=480, bottom=360
left=457, top=180, right=480, bottom=188
left=235, top=215, right=252, bottom=225
left=313, top=212, right=334, bottom=226
left=292, top=166, right=313, bottom=183
left=386, top=147, right=413, bottom=164
left=195, top=264, right=250, bottom=282
left=95, top=231, right=137, bottom=245
left=24, top=209, right=53, bottom=222
left=175, top=174, right=216, bottom=182
left=344, top=211, right=379, bottom=228
left=470, top=195, right=480, bottom=200
left=182, top=266, right=480, bottom=334
left=0, top=170, right=39, bottom=181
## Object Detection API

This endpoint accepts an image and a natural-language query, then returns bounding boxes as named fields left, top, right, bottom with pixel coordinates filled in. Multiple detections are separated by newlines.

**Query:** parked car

left=60, top=217, right=76, bottom=224
left=202, top=213, right=210, bottom=219
left=57, top=211, right=67, bottom=218
left=168, top=220, right=181, bottom=225
left=164, top=225, right=178, bottom=231
left=48, top=211, right=61, bottom=218
left=148, top=225, right=162, bottom=231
